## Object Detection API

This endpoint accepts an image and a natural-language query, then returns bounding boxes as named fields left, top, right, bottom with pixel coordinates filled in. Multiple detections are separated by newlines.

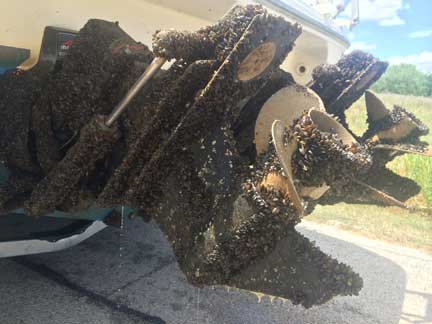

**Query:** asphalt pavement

left=1, top=219, right=431, bottom=324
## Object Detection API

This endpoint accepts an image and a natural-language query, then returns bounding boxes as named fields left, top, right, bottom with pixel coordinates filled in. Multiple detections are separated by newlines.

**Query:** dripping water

left=196, top=287, right=201, bottom=324
left=116, top=205, right=125, bottom=310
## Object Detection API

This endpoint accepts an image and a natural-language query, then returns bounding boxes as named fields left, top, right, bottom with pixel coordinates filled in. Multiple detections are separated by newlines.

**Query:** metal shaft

left=105, top=56, right=166, bottom=127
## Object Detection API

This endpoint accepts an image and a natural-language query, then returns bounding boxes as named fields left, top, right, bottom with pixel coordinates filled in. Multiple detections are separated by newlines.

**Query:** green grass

left=308, top=93, right=432, bottom=253
left=308, top=204, right=432, bottom=253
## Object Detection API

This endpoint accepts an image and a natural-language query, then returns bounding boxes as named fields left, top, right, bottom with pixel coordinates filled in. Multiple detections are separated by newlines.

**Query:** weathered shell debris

left=0, top=4, right=430, bottom=307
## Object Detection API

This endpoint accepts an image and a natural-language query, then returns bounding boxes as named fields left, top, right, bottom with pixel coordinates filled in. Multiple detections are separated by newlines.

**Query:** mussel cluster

left=290, top=111, right=372, bottom=187
left=0, top=4, right=430, bottom=308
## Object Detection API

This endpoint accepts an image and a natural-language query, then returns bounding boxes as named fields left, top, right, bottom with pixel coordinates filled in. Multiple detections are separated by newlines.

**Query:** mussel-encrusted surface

left=234, top=68, right=295, bottom=159
left=25, top=116, right=121, bottom=217
left=229, top=226, right=363, bottom=307
left=110, top=13, right=310, bottom=300
left=152, top=5, right=265, bottom=62
left=97, top=60, right=216, bottom=206
left=0, top=68, right=48, bottom=173
left=5, top=5, right=421, bottom=308
left=0, top=166, right=40, bottom=212
left=123, top=13, right=301, bottom=210
left=363, top=105, right=429, bottom=143
left=318, top=166, right=421, bottom=206
left=31, top=19, right=153, bottom=173
left=310, top=50, right=388, bottom=123
left=290, top=112, right=371, bottom=187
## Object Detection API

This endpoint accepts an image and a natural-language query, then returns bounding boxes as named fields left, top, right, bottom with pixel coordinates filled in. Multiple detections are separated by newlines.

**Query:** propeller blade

left=271, top=120, right=304, bottom=216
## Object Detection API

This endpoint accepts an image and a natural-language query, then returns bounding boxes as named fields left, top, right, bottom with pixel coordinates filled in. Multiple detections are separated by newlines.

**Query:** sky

left=342, top=0, right=432, bottom=73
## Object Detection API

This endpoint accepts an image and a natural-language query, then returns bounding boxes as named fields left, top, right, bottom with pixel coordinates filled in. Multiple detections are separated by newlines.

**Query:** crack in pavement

left=106, top=256, right=176, bottom=298
left=13, top=257, right=166, bottom=324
